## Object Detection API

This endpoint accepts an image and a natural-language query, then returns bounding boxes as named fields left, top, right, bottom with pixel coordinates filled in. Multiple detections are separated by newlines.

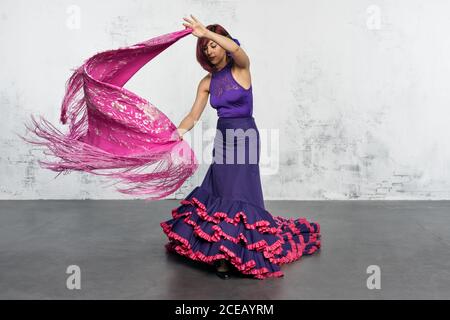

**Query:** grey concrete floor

left=0, top=199, right=449, bottom=299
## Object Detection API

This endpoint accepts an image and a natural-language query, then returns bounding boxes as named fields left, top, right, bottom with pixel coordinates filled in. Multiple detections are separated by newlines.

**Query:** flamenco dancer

left=20, top=14, right=321, bottom=281
left=160, top=16, right=322, bottom=279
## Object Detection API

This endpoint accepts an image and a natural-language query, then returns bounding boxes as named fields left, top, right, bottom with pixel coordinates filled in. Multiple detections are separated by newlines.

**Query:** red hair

left=196, top=24, right=234, bottom=73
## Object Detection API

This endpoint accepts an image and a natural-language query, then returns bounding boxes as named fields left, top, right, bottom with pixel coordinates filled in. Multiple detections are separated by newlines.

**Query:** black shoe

left=215, top=269, right=231, bottom=279
left=214, top=260, right=231, bottom=279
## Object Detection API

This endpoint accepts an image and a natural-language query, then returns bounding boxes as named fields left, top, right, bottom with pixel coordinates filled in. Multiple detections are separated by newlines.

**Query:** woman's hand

left=176, top=128, right=185, bottom=141
left=182, top=14, right=208, bottom=38
left=169, top=128, right=185, bottom=142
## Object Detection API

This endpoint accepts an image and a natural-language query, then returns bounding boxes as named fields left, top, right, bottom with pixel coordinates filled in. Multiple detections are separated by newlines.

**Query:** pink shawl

left=19, top=28, right=198, bottom=200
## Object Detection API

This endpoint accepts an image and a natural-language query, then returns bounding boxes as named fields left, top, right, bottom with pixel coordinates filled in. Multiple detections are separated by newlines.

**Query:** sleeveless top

left=209, top=59, right=253, bottom=118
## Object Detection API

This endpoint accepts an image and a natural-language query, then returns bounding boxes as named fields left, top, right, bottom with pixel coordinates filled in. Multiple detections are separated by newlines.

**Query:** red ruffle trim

left=161, top=192, right=321, bottom=279
left=161, top=224, right=285, bottom=280
left=179, top=197, right=280, bottom=234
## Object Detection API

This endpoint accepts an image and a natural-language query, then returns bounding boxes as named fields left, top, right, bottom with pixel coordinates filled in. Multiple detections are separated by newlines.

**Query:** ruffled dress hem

left=160, top=185, right=321, bottom=280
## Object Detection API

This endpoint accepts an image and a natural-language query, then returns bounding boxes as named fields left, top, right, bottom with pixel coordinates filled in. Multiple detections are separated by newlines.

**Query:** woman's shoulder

left=199, top=73, right=212, bottom=94
left=204, top=72, right=212, bottom=83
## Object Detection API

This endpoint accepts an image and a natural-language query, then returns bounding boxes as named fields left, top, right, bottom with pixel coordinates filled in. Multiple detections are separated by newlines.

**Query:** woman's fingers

left=183, top=15, right=200, bottom=26
left=183, top=17, right=194, bottom=29
left=183, top=18, right=194, bottom=25
left=183, top=15, right=203, bottom=35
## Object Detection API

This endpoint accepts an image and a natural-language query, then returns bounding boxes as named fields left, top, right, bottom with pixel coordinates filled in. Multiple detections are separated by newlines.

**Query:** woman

left=160, top=15, right=322, bottom=280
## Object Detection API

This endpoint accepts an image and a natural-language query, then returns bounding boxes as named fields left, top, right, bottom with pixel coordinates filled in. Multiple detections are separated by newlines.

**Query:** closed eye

left=203, top=44, right=217, bottom=52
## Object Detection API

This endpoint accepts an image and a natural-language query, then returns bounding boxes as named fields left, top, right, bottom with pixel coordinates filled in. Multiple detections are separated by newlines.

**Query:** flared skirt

left=160, top=116, right=321, bottom=279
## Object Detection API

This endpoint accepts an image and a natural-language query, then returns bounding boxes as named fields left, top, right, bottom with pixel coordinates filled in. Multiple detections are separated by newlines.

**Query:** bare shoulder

left=231, top=61, right=252, bottom=90
left=199, top=73, right=212, bottom=94
left=232, top=60, right=251, bottom=75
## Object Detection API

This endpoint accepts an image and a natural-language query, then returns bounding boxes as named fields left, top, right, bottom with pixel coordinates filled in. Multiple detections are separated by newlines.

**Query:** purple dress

left=160, top=59, right=321, bottom=279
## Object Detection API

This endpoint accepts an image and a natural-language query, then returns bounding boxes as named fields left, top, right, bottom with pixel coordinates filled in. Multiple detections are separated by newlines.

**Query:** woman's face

left=203, top=40, right=225, bottom=65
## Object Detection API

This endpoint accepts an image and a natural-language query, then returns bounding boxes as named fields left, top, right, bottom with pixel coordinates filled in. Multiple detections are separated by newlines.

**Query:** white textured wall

left=1, top=0, right=449, bottom=200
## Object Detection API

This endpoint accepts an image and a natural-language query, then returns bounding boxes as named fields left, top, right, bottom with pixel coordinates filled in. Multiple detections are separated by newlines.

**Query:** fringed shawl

left=19, top=28, right=198, bottom=200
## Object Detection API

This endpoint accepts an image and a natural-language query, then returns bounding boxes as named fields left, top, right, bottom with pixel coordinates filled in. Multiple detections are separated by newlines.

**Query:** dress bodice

left=209, top=59, right=253, bottom=118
